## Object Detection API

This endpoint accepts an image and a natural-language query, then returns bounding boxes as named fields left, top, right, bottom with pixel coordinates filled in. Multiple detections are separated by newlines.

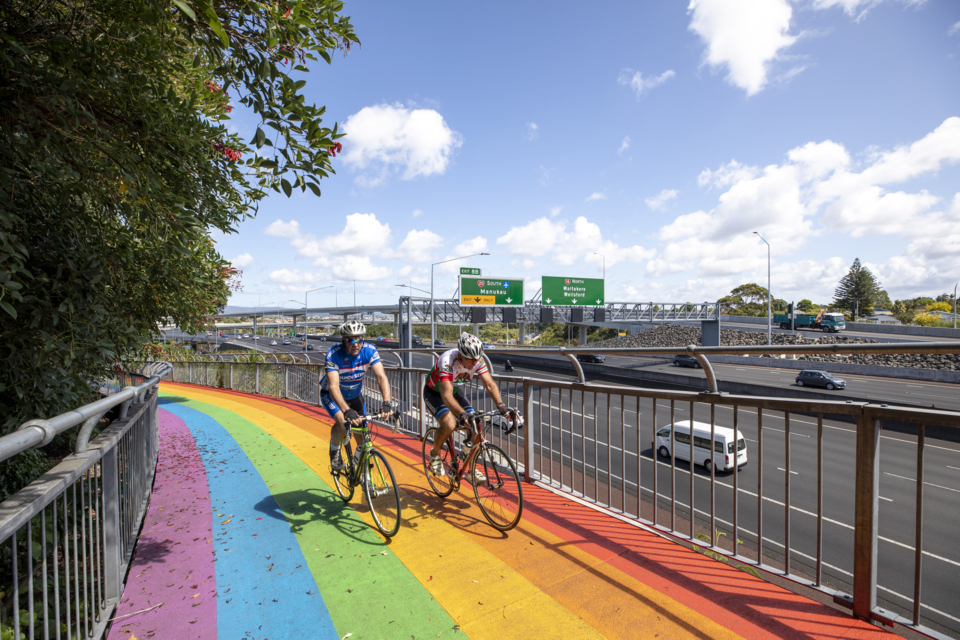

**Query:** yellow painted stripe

left=169, top=386, right=604, bottom=640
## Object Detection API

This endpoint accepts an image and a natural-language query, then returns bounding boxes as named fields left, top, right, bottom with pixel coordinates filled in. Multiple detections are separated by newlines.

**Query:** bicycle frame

left=444, top=410, right=518, bottom=488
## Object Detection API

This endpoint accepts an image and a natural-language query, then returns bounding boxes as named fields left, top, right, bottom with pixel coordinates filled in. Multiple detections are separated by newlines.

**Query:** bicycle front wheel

left=472, top=443, right=523, bottom=531
left=364, top=450, right=401, bottom=537
left=422, top=427, right=455, bottom=497
left=333, top=440, right=355, bottom=502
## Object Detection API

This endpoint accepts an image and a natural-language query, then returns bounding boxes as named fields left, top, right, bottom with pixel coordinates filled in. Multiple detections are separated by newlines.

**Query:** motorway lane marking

left=884, top=472, right=960, bottom=494
left=905, top=384, right=923, bottom=387
left=879, top=496, right=893, bottom=502
left=776, top=467, right=799, bottom=475
left=948, top=465, right=960, bottom=471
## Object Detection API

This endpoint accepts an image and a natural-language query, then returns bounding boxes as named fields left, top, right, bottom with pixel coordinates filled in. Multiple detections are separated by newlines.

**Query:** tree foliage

left=832, top=258, right=881, bottom=318
left=0, top=0, right=355, bottom=495
left=719, top=283, right=771, bottom=316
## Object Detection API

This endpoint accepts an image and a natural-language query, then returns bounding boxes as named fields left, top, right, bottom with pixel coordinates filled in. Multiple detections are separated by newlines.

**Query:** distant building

left=863, top=315, right=900, bottom=324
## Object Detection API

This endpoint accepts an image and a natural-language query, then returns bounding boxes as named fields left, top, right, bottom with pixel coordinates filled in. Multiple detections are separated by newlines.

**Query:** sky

left=215, top=0, right=960, bottom=311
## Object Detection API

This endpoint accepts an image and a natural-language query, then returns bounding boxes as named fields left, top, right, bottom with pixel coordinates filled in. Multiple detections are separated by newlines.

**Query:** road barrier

left=160, top=351, right=960, bottom=639
left=0, top=363, right=171, bottom=640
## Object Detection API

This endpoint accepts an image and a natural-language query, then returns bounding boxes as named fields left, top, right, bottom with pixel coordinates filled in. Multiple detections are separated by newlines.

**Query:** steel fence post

left=853, top=407, right=880, bottom=622
left=284, top=366, right=289, bottom=399
left=101, top=446, right=121, bottom=601
left=256, top=363, right=260, bottom=394
left=230, top=363, right=233, bottom=390
left=524, top=379, right=534, bottom=483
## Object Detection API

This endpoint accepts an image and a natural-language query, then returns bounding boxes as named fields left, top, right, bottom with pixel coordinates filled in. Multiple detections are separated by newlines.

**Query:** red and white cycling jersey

left=424, top=349, right=489, bottom=390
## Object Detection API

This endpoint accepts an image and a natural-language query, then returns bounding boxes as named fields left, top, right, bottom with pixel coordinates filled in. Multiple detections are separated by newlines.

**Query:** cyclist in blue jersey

left=321, top=320, right=397, bottom=470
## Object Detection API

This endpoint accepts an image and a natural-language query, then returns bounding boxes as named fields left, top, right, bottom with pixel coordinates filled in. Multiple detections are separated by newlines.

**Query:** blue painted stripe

left=159, top=400, right=338, bottom=640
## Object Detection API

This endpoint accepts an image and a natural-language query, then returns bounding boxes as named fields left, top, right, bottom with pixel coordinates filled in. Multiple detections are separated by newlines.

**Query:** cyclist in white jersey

left=423, top=333, right=514, bottom=482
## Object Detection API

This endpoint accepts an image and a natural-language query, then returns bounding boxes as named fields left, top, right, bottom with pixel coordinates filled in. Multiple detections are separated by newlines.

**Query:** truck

left=773, top=309, right=846, bottom=333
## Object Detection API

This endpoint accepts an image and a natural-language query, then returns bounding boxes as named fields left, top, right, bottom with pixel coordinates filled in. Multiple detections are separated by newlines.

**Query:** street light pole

left=753, top=232, right=771, bottom=345
left=431, top=252, right=490, bottom=348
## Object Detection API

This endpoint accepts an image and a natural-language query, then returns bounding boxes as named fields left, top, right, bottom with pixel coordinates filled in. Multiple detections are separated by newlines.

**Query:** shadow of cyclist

left=252, top=488, right=388, bottom=546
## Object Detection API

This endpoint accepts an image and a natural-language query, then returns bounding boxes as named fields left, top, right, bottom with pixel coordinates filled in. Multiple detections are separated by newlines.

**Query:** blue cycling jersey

left=320, top=343, right=381, bottom=401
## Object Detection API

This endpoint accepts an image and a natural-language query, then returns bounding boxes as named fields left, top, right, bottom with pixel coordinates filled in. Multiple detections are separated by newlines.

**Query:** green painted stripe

left=164, top=393, right=460, bottom=639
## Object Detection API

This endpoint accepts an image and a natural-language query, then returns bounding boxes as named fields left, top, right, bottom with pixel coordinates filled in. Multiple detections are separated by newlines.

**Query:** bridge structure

left=210, top=297, right=723, bottom=347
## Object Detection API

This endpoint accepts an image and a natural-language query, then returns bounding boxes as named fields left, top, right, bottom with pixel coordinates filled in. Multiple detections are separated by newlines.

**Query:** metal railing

left=164, top=348, right=960, bottom=640
left=0, top=363, right=171, bottom=640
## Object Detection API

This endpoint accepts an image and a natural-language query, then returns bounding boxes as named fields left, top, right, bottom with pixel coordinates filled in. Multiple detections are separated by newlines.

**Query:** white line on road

left=777, top=467, right=799, bottom=475
left=884, top=472, right=960, bottom=494
left=948, top=466, right=960, bottom=471
left=879, top=496, right=893, bottom=502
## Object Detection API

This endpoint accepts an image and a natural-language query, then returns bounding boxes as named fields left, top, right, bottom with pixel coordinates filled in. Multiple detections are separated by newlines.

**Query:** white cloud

left=618, top=136, right=631, bottom=155
left=526, top=122, right=539, bottom=141
left=230, top=253, right=254, bottom=268
left=646, top=189, right=679, bottom=211
left=454, top=236, right=489, bottom=257
left=264, top=219, right=301, bottom=238
left=341, top=103, right=463, bottom=186
left=396, top=229, right=444, bottom=262
left=496, top=216, right=655, bottom=268
left=812, top=0, right=925, bottom=22
left=648, top=117, right=960, bottom=289
left=538, top=165, right=554, bottom=186
left=318, top=213, right=392, bottom=257
left=585, top=192, right=607, bottom=202
left=550, top=205, right=563, bottom=217
left=329, top=256, right=391, bottom=281
left=411, top=209, right=423, bottom=218
left=950, top=21, right=960, bottom=36
left=268, top=268, right=325, bottom=292
left=688, top=0, right=797, bottom=96
left=618, top=69, right=676, bottom=98
left=496, top=218, right=568, bottom=258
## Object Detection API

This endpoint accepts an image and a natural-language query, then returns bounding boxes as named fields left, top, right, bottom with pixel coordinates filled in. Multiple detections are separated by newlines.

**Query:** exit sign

left=460, top=267, right=481, bottom=276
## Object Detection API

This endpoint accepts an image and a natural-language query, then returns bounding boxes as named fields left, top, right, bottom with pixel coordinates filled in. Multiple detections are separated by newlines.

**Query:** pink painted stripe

left=106, top=408, right=217, bottom=639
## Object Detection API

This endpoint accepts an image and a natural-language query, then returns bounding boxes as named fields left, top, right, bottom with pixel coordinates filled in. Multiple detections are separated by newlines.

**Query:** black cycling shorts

left=320, top=392, right=365, bottom=418
left=423, top=385, right=472, bottom=419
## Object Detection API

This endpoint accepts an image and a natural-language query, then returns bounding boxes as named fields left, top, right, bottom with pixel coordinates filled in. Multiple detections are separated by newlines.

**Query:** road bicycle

left=421, top=409, right=524, bottom=531
left=331, top=410, right=403, bottom=537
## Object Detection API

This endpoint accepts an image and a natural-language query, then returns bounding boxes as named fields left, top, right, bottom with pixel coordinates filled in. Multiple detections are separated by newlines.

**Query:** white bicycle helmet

left=338, top=320, right=367, bottom=337
left=457, top=332, right=484, bottom=359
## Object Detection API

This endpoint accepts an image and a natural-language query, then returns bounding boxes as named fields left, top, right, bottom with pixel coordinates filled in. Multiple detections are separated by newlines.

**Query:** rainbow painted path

left=107, top=383, right=897, bottom=640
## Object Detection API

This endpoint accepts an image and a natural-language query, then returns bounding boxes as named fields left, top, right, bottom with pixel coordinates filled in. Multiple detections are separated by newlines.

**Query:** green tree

left=926, top=301, right=952, bottom=313
left=797, top=299, right=817, bottom=313
left=832, top=258, right=882, bottom=318
left=0, top=0, right=355, bottom=497
left=876, top=290, right=893, bottom=310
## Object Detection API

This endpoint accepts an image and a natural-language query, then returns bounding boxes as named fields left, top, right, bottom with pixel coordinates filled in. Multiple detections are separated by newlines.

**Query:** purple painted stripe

left=106, top=408, right=217, bottom=640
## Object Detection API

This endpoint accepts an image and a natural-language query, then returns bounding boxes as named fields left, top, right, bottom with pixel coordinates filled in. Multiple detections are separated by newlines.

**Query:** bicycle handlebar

left=459, top=408, right=524, bottom=435
left=346, top=410, right=403, bottom=434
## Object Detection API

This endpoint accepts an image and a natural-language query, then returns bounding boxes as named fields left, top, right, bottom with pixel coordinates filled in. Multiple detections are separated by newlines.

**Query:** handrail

left=0, top=363, right=172, bottom=463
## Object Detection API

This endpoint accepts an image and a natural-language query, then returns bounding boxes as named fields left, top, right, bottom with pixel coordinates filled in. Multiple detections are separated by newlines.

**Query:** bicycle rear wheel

left=472, top=443, right=523, bottom=531
left=333, top=440, right=355, bottom=502
left=422, top=428, right=456, bottom=497
left=364, top=450, right=401, bottom=537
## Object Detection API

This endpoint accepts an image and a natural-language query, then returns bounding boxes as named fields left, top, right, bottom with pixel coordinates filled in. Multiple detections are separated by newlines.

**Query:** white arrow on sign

left=546, top=298, right=552, bottom=304
left=596, top=299, right=601, bottom=304
left=505, top=297, right=512, bottom=303
left=571, top=298, right=578, bottom=304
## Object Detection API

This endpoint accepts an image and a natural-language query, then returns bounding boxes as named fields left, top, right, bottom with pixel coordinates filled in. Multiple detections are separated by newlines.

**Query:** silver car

left=796, top=370, right=846, bottom=390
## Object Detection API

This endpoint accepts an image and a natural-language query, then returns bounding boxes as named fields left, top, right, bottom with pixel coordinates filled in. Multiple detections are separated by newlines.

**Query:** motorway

left=166, top=330, right=960, bottom=635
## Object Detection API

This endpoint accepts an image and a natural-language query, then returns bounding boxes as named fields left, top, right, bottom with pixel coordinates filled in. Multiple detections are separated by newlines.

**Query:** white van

left=654, top=420, right=747, bottom=472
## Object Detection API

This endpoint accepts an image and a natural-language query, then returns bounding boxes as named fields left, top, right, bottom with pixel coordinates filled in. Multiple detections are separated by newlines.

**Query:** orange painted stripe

left=162, top=383, right=897, bottom=640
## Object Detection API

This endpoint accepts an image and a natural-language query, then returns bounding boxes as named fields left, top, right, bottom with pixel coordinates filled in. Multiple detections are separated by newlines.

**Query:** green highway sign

left=459, top=276, right=524, bottom=306
left=542, top=276, right=605, bottom=306
left=460, top=267, right=481, bottom=276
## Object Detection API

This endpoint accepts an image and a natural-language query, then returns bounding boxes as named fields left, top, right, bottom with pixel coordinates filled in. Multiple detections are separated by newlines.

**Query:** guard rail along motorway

left=0, top=362, right=172, bottom=640
left=163, top=341, right=960, bottom=640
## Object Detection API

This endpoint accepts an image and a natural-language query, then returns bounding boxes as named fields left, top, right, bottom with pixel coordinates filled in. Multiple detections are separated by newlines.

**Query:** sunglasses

left=343, top=337, right=364, bottom=345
